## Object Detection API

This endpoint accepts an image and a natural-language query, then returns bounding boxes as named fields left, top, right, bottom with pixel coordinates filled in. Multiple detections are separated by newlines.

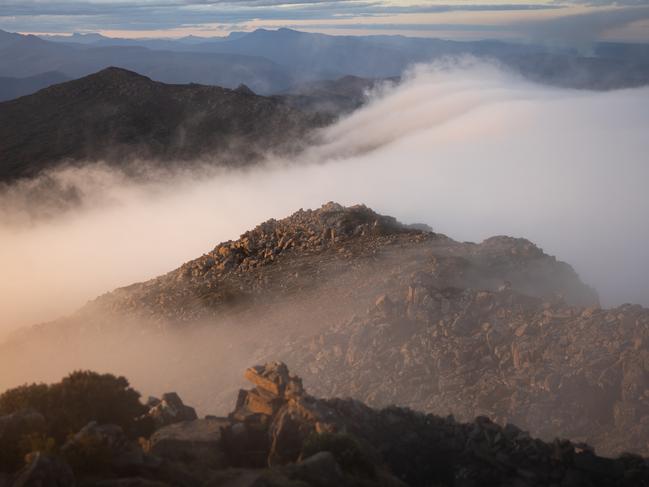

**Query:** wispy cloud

left=0, top=0, right=647, bottom=42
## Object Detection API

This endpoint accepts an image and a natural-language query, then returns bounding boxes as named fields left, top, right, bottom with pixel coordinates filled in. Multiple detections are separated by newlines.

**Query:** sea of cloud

left=1, top=59, right=648, bottom=335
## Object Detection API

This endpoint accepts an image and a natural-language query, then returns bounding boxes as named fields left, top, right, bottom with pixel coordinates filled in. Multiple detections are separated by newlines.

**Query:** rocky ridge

left=90, top=202, right=597, bottom=324
left=278, top=285, right=649, bottom=457
left=0, top=67, right=328, bottom=182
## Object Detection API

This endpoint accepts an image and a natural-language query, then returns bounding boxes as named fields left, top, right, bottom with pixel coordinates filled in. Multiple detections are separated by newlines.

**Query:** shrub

left=0, top=383, right=50, bottom=417
left=0, top=371, right=149, bottom=443
left=301, top=432, right=375, bottom=477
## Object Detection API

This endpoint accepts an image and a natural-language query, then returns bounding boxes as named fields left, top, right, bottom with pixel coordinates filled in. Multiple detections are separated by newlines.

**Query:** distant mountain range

left=0, top=29, right=292, bottom=94
left=0, top=67, right=328, bottom=182
left=0, top=28, right=648, bottom=102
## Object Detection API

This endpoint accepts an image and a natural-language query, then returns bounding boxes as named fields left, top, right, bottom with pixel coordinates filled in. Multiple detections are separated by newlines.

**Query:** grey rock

left=146, top=418, right=229, bottom=468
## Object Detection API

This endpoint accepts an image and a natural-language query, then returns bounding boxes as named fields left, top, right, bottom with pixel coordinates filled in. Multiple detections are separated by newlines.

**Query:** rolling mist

left=1, top=59, right=649, bottom=339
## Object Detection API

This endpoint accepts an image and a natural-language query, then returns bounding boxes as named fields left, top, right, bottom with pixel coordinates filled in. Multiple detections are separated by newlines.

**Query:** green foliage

left=0, top=370, right=149, bottom=443
left=301, top=432, right=376, bottom=477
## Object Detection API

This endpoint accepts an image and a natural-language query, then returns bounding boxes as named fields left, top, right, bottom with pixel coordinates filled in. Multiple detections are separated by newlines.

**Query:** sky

left=1, top=0, right=648, bottom=42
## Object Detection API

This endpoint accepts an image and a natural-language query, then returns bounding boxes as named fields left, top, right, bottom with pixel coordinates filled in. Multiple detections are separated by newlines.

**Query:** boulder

left=11, top=452, right=75, bottom=487
left=145, top=418, right=229, bottom=468
left=243, top=363, right=290, bottom=397
left=147, top=393, right=198, bottom=428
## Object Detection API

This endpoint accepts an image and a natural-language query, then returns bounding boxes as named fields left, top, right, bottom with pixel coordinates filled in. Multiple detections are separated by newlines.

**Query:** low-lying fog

left=1, top=60, right=648, bottom=336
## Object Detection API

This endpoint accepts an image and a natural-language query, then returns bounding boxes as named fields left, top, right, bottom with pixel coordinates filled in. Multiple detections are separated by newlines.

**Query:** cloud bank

left=1, top=60, right=648, bottom=337
left=3, top=0, right=649, bottom=43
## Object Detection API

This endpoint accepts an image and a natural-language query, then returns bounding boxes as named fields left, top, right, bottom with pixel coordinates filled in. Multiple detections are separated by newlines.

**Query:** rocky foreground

left=1, top=203, right=647, bottom=459
left=2, top=363, right=649, bottom=487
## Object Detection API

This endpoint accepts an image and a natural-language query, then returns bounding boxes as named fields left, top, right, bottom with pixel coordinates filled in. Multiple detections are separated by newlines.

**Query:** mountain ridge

left=0, top=67, right=328, bottom=182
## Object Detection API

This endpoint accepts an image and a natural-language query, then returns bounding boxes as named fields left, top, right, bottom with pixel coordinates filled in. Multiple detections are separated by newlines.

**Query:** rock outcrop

left=146, top=394, right=198, bottom=428
left=224, top=362, right=649, bottom=487
left=1, top=364, right=649, bottom=486
left=280, top=283, right=649, bottom=456
left=88, top=202, right=597, bottom=324
left=145, top=418, right=229, bottom=468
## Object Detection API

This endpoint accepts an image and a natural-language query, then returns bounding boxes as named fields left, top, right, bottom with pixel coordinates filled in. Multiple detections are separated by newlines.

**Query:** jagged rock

left=147, top=393, right=198, bottom=428
left=242, top=362, right=303, bottom=400
left=145, top=418, right=229, bottom=468
left=11, top=452, right=75, bottom=487
left=224, top=363, right=649, bottom=486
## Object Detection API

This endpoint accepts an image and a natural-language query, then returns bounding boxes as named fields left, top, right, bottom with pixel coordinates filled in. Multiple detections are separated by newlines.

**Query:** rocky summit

left=2, top=363, right=649, bottom=487
left=1, top=203, right=647, bottom=460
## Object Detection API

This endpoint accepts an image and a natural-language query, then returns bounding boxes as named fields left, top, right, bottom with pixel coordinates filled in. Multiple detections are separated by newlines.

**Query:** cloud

left=0, top=1, right=561, bottom=35
left=1, top=59, right=648, bottom=339
left=518, top=5, right=649, bottom=45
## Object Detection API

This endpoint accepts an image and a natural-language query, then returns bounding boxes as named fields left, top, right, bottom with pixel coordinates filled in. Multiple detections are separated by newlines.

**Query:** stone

left=243, top=363, right=290, bottom=397
left=148, top=393, right=198, bottom=428
left=146, top=418, right=229, bottom=468
left=242, top=389, right=283, bottom=416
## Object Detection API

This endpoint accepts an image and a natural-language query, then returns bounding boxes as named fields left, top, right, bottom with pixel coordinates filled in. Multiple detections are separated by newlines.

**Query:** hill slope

left=0, top=67, right=327, bottom=182
left=8, top=203, right=649, bottom=461
left=0, top=71, right=70, bottom=102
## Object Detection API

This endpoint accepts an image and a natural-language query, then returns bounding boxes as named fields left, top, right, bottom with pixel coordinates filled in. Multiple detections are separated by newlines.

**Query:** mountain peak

left=90, top=66, right=152, bottom=82
left=234, top=83, right=255, bottom=95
